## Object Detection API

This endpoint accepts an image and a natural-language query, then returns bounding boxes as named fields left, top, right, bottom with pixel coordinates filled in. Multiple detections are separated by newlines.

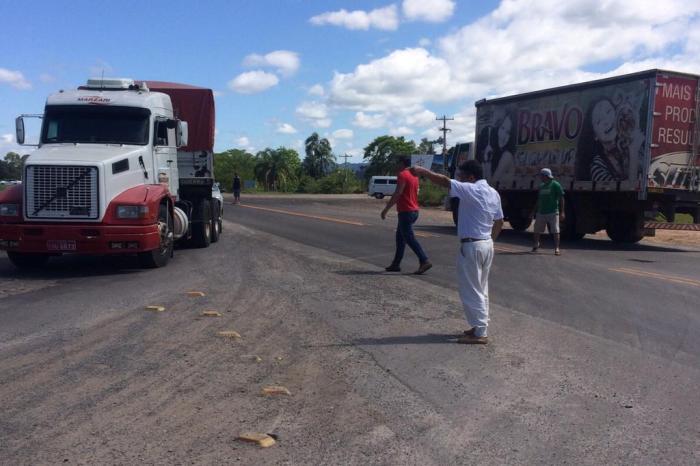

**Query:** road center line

left=238, top=204, right=366, bottom=226
left=609, top=267, right=700, bottom=288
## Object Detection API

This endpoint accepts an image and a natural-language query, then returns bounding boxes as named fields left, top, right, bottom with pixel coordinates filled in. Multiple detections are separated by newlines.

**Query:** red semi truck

left=471, top=69, right=700, bottom=242
left=0, top=78, right=222, bottom=268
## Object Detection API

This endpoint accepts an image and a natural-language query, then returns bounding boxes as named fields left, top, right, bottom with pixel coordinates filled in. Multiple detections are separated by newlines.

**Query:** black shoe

left=385, top=264, right=401, bottom=272
left=414, top=261, right=432, bottom=275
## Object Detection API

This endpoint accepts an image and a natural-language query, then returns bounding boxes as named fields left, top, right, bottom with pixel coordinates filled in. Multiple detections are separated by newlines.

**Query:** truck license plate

left=46, top=240, right=77, bottom=251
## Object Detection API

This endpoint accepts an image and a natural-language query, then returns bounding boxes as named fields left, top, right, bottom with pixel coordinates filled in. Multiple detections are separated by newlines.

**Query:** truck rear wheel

left=374, top=193, right=385, bottom=199
left=7, top=252, right=50, bottom=269
left=191, top=199, right=212, bottom=248
left=210, top=200, right=221, bottom=243
left=606, top=213, right=644, bottom=243
left=138, top=203, right=173, bottom=268
left=509, top=216, right=531, bottom=232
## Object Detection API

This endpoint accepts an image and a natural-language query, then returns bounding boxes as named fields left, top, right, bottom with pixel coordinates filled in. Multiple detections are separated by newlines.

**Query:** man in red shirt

left=381, top=156, right=432, bottom=274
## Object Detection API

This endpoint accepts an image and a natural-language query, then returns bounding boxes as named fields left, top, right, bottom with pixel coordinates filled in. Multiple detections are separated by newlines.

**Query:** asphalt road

left=231, top=195, right=700, bottom=366
left=0, top=194, right=698, bottom=464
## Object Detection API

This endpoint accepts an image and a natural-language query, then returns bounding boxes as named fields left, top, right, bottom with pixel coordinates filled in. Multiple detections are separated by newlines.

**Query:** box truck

left=471, top=69, right=700, bottom=242
left=0, top=78, right=223, bottom=268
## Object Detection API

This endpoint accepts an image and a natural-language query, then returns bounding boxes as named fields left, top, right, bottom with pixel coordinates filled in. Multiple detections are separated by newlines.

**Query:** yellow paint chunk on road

left=237, top=432, right=276, bottom=448
left=217, top=330, right=242, bottom=339
left=187, top=291, right=206, bottom=297
left=145, top=305, right=165, bottom=312
left=261, top=385, right=291, bottom=396
left=202, top=310, right=222, bottom=317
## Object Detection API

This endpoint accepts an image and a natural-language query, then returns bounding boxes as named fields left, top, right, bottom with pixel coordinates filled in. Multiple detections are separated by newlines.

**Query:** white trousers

left=457, top=239, right=494, bottom=337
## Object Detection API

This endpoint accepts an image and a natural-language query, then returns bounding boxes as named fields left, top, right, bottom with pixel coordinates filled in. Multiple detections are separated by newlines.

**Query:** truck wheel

left=606, top=213, right=644, bottom=243
left=191, top=199, right=212, bottom=248
left=560, top=200, right=584, bottom=241
left=138, top=203, right=174, bottom=268
left=374, top=193, right=385, bottom=199
left=7, top=252, right=50, bottom=269
left=509, top=216, right=531, bottom=232
left=210, top=200, right=221, bottom=243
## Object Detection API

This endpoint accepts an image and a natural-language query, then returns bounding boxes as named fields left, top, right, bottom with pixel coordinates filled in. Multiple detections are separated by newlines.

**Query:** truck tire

left=138, top=203, right=173, bottom=268
left=7, top=252, right=50, bottom=269
left=509, top=216, right=531, bottom=232
left=191, top=199, right=212, bottom=248
left=560, top=200, right=585, bottom=241
left=374, top=193, right=385, bottom=199
left=210, top=200, right=221, bottom=243
left=606, top=213, right=644, bottom=243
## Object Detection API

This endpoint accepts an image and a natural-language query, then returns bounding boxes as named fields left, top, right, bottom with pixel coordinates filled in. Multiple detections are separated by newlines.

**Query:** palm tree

left=254, top=147, right=301, bottom=191
left=303, top=132, right=335, bottom=178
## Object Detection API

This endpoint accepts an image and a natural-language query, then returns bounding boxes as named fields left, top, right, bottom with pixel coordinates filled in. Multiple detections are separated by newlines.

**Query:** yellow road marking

left=610, top=267, right=700, bottom=288
left=415, top=232, right=438, bottom=238
left=494, top=245, right=520, bottom=253
left=240, top=204, right=366, bottom=226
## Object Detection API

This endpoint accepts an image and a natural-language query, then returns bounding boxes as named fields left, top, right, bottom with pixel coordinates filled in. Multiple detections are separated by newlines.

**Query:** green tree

left=213, top=149, right=256, bottom=190
left=254, top=146, right=301, bottom=191
left=1, top=152, right=24, bottom=180
left=362, top=136, right=417, bottom=178
left=417, top=137, right=437, bottom=155
left=303, top=132, right=335, bottom=178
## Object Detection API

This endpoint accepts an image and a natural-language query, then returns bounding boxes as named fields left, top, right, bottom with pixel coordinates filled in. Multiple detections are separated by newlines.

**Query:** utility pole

left=340, top=153, right=352, bottom=188
left=436, top=115, right=454, bottom=172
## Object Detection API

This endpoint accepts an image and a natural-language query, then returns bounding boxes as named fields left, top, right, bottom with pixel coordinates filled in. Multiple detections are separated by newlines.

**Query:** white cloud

left=418, top=37, right=432, bottom=47
left=332, top=128, right=354, bottom=139
left=228, top=71, right=279, bottom=94
left=0, top=68, right=31, bottom=90
left=310, top=5, right=399, bottom=31
left=276, top=123, right=298, bottom=134
left=235, top=136, right=255, bottom=152
left=330, top=48, right=467, bottom=113
left=213, top=90, right=224, bottom=97
left=243, top=50, right=300, bottom=77
left=353, top=112, right=387, bottom=129
left=308, top=84, right=325, bottom=96
left=296, top=101, right=332, bottom=128
left=2, top=134, right=14, bottom=144
left=389, top=126, right=414, bottom=136
left=403, top=0, right=455, bottom=23
left=404, top=109, right=436, bottom=127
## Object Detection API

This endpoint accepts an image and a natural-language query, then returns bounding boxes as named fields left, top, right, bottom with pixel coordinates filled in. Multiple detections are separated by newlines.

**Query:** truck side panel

left=475, top=76, right=652, bottom=192
left=649, top=72, right=700, bottom=191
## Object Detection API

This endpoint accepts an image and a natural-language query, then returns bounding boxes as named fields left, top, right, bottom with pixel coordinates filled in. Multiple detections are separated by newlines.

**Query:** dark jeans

left=392, top=211, right=429, bottom=266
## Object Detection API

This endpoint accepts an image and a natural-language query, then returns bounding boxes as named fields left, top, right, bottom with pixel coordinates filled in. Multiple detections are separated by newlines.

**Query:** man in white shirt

left=411, top=160, right=504, bottom=344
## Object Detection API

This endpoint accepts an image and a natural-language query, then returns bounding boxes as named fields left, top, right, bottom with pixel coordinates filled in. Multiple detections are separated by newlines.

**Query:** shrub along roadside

left=418, top=179, right=447, bottom=207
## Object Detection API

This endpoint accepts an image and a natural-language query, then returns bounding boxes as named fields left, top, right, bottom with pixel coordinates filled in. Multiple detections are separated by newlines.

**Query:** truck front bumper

left=0, top=223, right=161, bottom=254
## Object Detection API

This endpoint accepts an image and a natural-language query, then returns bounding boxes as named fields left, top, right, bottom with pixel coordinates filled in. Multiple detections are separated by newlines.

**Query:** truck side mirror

left=15, top=117, right=25, bottom=145
left=176, top=121, right=188, bottom=148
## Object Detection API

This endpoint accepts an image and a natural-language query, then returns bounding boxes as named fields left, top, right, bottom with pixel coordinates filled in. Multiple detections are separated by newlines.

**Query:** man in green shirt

left=532, top=168, right=565, bottom=255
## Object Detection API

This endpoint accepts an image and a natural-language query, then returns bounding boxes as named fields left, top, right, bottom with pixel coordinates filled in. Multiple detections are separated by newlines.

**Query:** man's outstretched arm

left=410, top=166, right=451, bottom=188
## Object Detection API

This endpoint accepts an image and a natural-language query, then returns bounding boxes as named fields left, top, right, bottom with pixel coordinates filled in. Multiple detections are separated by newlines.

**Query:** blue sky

left=1, top=0, right=699, bottom=162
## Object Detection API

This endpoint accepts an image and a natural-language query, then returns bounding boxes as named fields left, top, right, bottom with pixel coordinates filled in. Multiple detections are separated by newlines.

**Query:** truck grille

left=25, top=165, right=99, bottom=220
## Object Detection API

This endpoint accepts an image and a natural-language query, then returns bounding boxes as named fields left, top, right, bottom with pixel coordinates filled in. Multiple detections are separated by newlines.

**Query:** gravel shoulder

left=1, top=217, right=698, bottom=465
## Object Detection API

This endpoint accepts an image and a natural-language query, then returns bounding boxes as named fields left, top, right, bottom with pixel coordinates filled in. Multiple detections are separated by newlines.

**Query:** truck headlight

left=116, top=205, right=149, bottom=219
left=0, top=204, right=19, bottom=217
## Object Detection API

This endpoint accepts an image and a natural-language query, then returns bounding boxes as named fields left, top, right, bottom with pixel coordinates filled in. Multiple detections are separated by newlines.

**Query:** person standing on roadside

left=232, top=173, right=241, bottom=204
left=381, top=156, right=432, bottom=275
left=411, top=161, right=503, bottom=344
left=532, top=168, right=565, bottom=255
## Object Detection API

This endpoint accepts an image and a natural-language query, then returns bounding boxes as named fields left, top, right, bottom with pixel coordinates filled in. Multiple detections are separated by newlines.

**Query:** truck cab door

left=154, top=118, right=179, bottom=197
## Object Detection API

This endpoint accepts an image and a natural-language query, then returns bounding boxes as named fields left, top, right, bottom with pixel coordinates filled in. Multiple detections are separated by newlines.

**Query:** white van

left=368, top=176, right=397, bottom=199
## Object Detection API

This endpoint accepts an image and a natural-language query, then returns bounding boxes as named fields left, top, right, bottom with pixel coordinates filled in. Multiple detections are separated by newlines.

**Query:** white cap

left=540, top=168, right=553, bottom=178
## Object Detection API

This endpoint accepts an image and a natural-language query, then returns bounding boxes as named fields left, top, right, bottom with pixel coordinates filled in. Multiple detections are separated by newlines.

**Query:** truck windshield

left=41, top=105, right=150, bottom=145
